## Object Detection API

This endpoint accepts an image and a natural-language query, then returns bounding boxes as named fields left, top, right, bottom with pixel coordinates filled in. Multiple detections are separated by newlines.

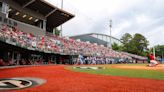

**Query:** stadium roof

left=4, top=0, right=74, bottom=28
left=71, top=33, right=122, bottom=42
left=72, top=34, right=108, bottom=46
left=70, top=33, right=123, bottom=47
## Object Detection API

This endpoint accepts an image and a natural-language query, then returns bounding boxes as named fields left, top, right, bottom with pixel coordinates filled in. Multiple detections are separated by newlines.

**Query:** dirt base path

left=112, top=64, right=164, bottom=71
left=0, top=65, right=164, bottom=92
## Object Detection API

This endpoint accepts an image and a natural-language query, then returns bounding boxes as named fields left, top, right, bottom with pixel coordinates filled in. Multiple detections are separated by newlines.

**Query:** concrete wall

left=10, top=18, right=45, bottom=36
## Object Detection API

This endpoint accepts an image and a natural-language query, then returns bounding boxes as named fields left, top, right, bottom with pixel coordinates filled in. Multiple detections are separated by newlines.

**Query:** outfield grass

left=67, top=64, right=164, bottom=80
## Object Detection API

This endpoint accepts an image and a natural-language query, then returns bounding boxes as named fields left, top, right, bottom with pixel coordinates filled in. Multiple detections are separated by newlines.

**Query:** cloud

left=46, top=0, right=164, bottom=47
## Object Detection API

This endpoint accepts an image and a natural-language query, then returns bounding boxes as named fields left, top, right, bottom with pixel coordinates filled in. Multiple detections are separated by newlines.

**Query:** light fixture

left=22, top=14, right=27, bottom=18
left=34, top=19, right=39, bottom=22
left=61, top=13, right=69, bottom=17
left=15, top=12, right=20, bottom=15
left=29, top=17, right=33, bottom=20
left=8, top=8, right=12, bottom=12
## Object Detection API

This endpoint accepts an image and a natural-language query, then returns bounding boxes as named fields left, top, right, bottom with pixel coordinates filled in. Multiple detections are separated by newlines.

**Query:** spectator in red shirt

left=0, top=59, right=5, bottom=66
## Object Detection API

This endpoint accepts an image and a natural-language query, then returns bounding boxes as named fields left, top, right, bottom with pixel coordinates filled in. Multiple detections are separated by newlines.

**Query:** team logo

left=73, top=66, right=105, bottom=70
left=0, top=78, right=46, bottom=90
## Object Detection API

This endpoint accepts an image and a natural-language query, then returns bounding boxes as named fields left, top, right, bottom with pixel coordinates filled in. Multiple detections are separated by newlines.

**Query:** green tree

left=120, top=33, right=132, bottom=52
left=120, top=33, right=149, bottom=56
left=153, top=45, right=164, bottom=58
left=121, top=33, right=132, bottom=44
left=112, top=42, right=123, bottom=51
left=131, top=33, right=149, bottom=55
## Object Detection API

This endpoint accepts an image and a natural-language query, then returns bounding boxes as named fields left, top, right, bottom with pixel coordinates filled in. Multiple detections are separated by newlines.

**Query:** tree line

left=112, top=33, right=164, bottom=58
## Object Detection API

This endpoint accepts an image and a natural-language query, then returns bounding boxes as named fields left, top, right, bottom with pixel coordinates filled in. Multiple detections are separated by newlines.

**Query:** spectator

left=0, top=59, right=5, bottom=66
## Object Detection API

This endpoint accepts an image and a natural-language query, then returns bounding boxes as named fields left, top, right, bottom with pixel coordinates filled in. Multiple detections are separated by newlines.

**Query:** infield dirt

left=0, top=65, right=164, bottom=92
left=111, top=64, right=164, bottom=71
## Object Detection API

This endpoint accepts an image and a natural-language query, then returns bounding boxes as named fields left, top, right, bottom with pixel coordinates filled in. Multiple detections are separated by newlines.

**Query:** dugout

left=0, top=37, right=77, bottom=65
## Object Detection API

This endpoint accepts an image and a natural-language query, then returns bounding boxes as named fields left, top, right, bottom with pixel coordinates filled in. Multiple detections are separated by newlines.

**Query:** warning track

left=0, top=65, right=164, bottom=92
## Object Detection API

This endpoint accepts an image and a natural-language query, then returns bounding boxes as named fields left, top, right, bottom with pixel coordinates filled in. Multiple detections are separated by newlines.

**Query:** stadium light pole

left=109, top=20, right=112, bottom=49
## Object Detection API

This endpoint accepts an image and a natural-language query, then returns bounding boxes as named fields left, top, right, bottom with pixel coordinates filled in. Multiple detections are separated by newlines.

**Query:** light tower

left=109, top=19, right=112, bottom=49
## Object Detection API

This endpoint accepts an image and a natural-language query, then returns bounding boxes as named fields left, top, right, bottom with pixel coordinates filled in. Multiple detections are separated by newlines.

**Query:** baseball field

left=0, top=64, right=164, bottom=92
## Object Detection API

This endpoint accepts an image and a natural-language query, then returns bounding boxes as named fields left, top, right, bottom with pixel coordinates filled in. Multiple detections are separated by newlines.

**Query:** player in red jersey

left=148, top=53, right=159, bottom=67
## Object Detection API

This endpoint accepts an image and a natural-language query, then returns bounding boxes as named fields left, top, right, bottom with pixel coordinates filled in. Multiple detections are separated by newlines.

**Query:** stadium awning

left=6, top=0, right=74, bottom=27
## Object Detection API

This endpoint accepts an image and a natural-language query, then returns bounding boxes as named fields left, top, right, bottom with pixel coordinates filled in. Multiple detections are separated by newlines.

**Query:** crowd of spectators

left=0, top=24, right=147, bottom=66
left=123, top=52, right=147, bottom=60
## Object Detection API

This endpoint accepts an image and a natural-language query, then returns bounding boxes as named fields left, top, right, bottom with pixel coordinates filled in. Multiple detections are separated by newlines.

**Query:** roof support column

left=2, top=2, right=9, bottom=17
left=43, top=20, right=46, bottom=31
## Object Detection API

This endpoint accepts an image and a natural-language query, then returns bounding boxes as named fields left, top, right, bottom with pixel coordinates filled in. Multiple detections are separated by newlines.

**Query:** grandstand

left=0, top=0, right=147, bottom=66
left=0, top=0, right=75, bottom=65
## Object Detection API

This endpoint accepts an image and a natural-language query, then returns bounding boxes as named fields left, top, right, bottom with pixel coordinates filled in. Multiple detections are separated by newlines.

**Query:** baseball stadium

left=0, top=0, right=164, bottom=92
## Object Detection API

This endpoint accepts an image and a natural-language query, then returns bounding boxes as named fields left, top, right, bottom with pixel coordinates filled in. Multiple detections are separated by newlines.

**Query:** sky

left=46, top=0, right=164, bottom=47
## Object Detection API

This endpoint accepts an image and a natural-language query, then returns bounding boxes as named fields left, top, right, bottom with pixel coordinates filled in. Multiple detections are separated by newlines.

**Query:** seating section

left=0, top=24, right=146, bottom=66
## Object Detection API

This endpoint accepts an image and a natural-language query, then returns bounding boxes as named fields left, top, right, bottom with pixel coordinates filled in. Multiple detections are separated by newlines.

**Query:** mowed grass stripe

left=67, top=64, right=164, bottom=80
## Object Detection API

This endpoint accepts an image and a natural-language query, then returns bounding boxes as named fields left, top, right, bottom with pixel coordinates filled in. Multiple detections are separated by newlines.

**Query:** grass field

left=67, top=64, right=164, bottom=80
left=1, top=65, right=164, bottom=92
